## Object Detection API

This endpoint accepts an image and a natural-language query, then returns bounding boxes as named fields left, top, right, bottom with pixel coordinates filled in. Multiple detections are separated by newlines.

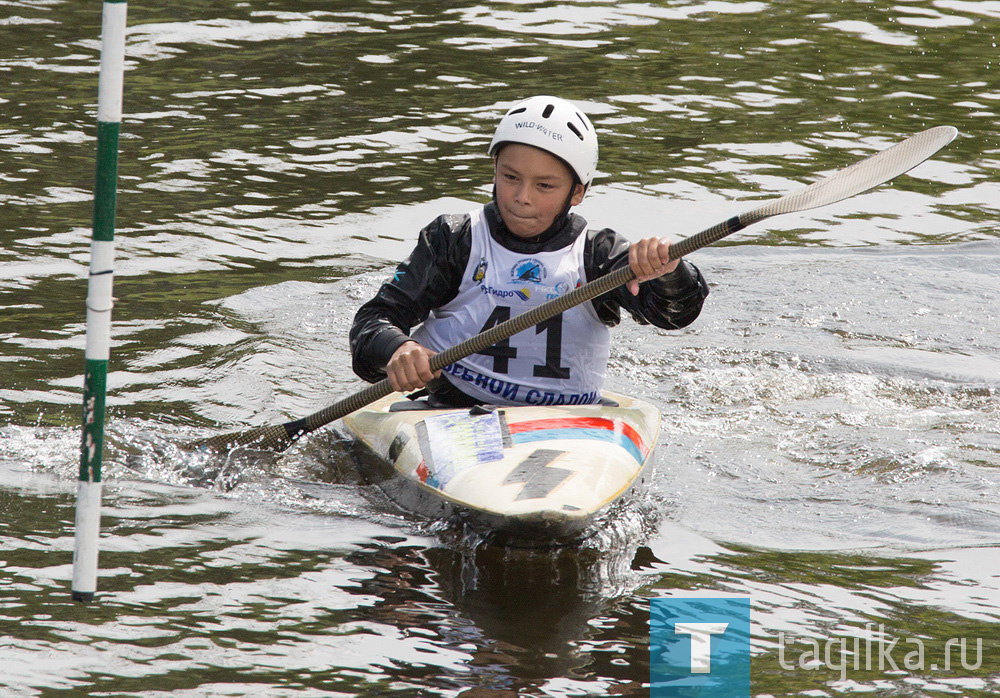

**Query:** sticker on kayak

left=416, top=410, right=507, bottom=488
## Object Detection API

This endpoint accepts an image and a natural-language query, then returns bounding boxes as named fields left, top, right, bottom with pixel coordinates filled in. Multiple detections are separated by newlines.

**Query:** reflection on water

left=2, top=0, right=999, bottom=695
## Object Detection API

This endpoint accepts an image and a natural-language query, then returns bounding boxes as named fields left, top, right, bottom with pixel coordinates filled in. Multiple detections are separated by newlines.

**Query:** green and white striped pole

left=72, top=0, right=127, bottom=604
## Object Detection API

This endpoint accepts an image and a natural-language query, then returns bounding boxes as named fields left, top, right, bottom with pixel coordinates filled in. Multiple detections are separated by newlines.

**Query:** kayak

left=341, top=390, right=660, bottom=545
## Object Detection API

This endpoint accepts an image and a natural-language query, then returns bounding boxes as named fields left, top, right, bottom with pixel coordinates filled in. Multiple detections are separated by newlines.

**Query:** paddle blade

left=755, top=125, right=958, bottom=221
left=671, top=125, right=958, bottom=258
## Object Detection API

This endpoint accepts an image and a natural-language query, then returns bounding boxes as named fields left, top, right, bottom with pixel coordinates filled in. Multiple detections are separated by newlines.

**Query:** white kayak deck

left=341, top=391, right=660, bottom=542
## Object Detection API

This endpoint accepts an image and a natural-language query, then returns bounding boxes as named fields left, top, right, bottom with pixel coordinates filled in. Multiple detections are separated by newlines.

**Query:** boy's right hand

left=386, top=340, right=439, bottom=393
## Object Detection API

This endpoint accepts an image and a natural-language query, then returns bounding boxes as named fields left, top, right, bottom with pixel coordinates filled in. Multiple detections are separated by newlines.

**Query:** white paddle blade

left=752, top=125, right=958, bottom=222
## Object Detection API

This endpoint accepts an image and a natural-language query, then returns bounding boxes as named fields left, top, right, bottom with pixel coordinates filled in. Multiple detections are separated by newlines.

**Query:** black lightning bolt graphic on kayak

left=503, top=449, right=573, bottom=500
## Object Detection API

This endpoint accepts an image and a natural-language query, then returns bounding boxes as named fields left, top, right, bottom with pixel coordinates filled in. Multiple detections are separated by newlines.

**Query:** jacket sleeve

left=349, top=214, right=471, bottom=383
left=585, top=228, right=709, bottom=329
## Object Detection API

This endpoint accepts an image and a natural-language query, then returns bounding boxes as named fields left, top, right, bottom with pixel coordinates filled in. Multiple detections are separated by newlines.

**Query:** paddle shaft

left=193, top=125, right=957, bottom=453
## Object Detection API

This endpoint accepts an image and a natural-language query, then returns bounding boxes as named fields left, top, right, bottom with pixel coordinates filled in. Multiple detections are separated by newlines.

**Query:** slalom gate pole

left=72, top=0, right=128, bottom=604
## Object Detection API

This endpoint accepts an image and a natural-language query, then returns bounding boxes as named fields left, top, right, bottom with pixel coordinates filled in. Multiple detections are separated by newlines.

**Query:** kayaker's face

left=493, top=143, right=584, bottom=239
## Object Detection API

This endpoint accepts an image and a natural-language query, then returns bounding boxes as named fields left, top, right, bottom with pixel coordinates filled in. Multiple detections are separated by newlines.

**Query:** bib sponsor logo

left=511, top=258, right=547, bottom=284
left=472, top=257, right=488, bottom=284
left=480, top=284, right=530, bottom=301
left=480, top=281, right=567, bottom=302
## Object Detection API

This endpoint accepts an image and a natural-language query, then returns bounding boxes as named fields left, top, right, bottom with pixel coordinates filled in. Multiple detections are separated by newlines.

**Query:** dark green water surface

left=1, top=1, right=998, bottom=695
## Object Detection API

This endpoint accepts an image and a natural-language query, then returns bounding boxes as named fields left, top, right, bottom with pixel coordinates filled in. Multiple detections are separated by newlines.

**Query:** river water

left=1, top=1, right=998, bottom=696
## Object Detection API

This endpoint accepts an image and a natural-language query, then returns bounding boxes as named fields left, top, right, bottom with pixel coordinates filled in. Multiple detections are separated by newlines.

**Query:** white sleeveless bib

left=412, top=206, right=610, bottom=406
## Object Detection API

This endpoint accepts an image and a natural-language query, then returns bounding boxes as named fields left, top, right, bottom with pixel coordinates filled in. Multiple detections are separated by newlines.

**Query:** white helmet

left=488, top=95, right=599, bottom=190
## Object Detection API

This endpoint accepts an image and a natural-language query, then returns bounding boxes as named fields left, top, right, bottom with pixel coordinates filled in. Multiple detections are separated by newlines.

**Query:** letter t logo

left=674, top=622, right=730, bottom=673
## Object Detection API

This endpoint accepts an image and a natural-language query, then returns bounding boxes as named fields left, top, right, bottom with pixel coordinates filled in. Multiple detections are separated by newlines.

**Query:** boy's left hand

left=627, top=237, right=680, bottom=295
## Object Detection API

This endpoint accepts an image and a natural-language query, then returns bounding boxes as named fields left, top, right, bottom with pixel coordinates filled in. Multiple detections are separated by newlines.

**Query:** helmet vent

left=509, top=107, right=527, bottom=115
left=542, top=104, right=555, bottom=118
left=575, top=112, right=590, bottom=131
left=567, top=122, right=584, bottom=141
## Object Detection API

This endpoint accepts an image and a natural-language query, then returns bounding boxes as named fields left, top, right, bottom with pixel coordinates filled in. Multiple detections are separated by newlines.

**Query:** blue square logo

left=650, top=597, right=753, bottom=697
